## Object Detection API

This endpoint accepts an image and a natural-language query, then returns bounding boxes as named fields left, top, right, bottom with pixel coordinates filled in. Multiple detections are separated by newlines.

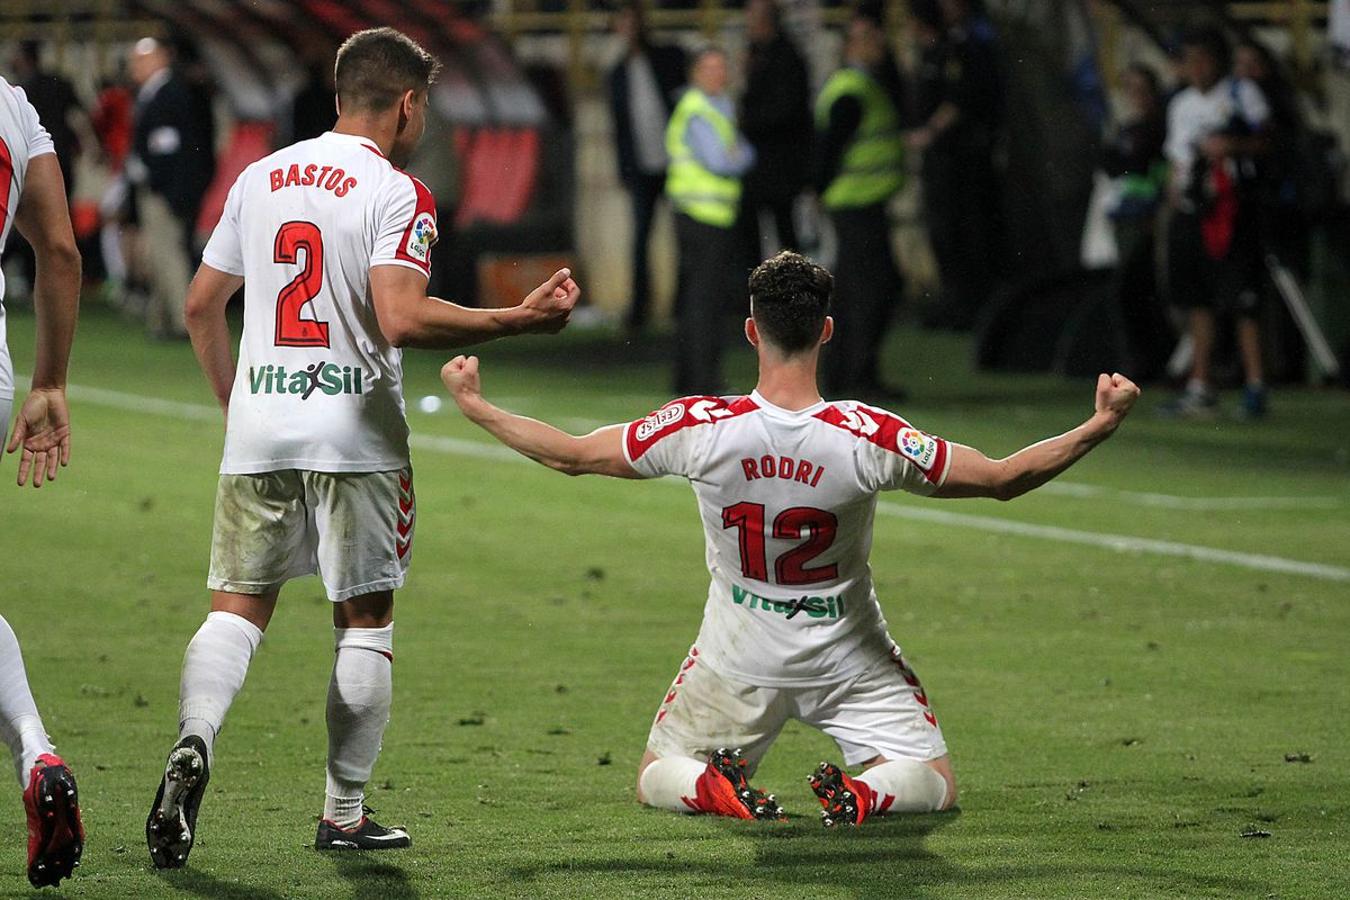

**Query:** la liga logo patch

left=899, top=428, right=938, bottom=471
left=405, top=212, right=437, bottom=263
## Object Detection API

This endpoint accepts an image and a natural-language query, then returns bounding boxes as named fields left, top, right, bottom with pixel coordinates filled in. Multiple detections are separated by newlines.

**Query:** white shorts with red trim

left=207, top=468, right=415, bottom=602
left=646, top=646, right=947, bottom=773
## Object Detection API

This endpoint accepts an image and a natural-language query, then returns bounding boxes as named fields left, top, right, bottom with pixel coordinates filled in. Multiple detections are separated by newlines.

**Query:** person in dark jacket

left=909, top=0, right=1003, bottom=331
left=1101, top=63, right=1172, bottom=380
left=608, top=2, right=687, bottom=334
left=739, top=0, right=812, bottom=258
left=128, top=37, right=216, bottom=338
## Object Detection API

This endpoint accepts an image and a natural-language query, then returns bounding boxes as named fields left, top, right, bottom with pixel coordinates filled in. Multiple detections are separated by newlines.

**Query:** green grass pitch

left=2, top=306, right=1347, bottom=898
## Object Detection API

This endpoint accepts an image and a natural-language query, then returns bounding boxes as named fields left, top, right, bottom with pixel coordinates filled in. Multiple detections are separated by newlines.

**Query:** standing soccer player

left=442, top=252, right=1139, bottom=826
left=146, top=28, right=579, bottom=866
left=0, top=75, right=84, bottom=886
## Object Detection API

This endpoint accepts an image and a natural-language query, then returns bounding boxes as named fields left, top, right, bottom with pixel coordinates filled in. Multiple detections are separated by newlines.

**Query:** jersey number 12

left=273, top=221, right=330, bottom=348
left=722, top=502, right=839, bottom=586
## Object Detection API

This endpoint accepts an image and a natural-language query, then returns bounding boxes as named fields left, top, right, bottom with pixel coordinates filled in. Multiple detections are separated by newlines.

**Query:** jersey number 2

left=722, top=503, right=839, bottom=586
left=273, top=221, right=329, bottom=348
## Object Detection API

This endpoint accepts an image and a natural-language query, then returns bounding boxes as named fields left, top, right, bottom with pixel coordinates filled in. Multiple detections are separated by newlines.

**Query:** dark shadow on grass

left=154, top=866, right=286, bottom=900
left=322, top=853, right=420, bottom=900
left=505, top=807, right=1267, bottom=898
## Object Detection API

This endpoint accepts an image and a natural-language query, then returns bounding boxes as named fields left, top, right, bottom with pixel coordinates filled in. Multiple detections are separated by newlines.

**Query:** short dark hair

left=335, top=28, right=439, bottom=113
left=1181, top=26, right=1230, bottom=71
left=748, top=251, right=833, bottom=354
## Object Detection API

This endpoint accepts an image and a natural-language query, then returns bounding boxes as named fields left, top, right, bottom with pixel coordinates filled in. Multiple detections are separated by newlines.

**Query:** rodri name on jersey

left=247, top=363, right=365, bottom=399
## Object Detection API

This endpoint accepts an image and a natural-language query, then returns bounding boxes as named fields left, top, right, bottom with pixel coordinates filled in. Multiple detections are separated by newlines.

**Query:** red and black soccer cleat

left=689, top=748, right=784, bottom=821
left=24, top=753, right=84, bottom=888
left=809, top=760, right=876, bottom=827
left=315, top=807, right=411, bottom=850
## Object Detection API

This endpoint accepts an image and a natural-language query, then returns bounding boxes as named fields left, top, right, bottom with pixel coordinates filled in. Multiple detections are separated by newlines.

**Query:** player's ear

left=744, top=317, right=759, bottom=348
left=397, top=89, right=415, bottom=130
left=820, top=316, right=835, bottom=345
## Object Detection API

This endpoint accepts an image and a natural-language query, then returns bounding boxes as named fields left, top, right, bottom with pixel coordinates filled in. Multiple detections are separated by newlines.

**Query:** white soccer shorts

left=646, top=645, right=948, bottom=772
left=207, top=468, right=415, bottom=602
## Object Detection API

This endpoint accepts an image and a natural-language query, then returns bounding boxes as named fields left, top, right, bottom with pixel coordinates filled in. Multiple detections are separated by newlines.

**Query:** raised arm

left=370, top=266, right=579, bottom=350
left=442, top=355, right=640, bottom=479
left=935, top=374, right=1139, bottom=501
left=6, top=154, right=81, bottom=487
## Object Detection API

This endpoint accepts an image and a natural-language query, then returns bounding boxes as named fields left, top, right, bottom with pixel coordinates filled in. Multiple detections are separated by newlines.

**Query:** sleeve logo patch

left=899, top=428, right=938, bottom=471
left=635, top=402, right=686, bottom=441
left=405, top=212, right=438, bottom=263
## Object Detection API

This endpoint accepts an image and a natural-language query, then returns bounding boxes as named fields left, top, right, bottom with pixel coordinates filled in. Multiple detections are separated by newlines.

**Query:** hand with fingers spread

left=6, top=388, right=72, bottom=488
left=519, top=268, right=581, bottom=334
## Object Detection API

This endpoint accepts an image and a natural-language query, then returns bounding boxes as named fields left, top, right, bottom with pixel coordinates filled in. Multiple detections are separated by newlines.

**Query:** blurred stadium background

left=3, top=5, right=1350, bottom=897
left=2, top=0, right=1348, bottom=387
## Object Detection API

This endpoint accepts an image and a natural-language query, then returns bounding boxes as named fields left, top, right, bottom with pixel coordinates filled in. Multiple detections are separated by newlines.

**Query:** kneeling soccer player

left=442, top=251, right=1140, bottom=825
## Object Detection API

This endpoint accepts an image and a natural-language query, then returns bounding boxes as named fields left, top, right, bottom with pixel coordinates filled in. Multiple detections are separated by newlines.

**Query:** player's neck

left=332, top=115, right=396, bottom=159
left=754, top=356, right=824, bottom=411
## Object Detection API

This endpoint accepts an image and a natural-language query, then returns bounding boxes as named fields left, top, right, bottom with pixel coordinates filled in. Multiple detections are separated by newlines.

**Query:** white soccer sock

left=638, top=756, right=708, bottom=814
left=178, top=611, right=264, bottom=764
left=0, top=615, right=55, bottom=788
left=324, top=624, right=393, bottom=830
left=855, top=759, right=949, bottom=814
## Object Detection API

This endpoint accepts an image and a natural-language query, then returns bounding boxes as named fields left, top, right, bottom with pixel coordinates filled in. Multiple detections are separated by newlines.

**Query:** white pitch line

left=53, top=380, right=1350, bottom=583
left=1038, top=480, right=1341, bottom=510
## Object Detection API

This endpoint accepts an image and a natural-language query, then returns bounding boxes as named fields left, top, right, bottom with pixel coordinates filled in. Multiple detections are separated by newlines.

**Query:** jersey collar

left=320, top=130, right=386, bottom=157
left=749, top=390, right=828, bottom=419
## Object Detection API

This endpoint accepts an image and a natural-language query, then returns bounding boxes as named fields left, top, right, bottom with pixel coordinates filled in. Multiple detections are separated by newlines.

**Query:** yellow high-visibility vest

left=665, top=89, right=742, bottom=228
left=815, top=68, right=905, bottom=210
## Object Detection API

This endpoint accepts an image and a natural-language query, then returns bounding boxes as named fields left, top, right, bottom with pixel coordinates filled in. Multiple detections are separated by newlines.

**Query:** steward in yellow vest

left=665, top=48, right=756, bottom=395
left=815, top=67, right=905, bottom=210
left=813, top=12, right=907, bottom=399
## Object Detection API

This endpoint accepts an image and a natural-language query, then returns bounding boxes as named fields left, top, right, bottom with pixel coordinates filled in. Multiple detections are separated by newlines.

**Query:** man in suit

left=608, top=2, right=686, bottom=334
left=128, top=37, right=216, bottom=339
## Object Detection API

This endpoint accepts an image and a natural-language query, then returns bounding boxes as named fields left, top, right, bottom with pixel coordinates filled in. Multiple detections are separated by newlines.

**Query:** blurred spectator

left=814, top=10, right=906, bottom=398
left=608, top=1, right=686, bottom=334
left=1233, top=41, right=1306, bottom=268
left=127, top=37, right=216, bottom=339
left=665, top=48, right=755, bottom=394
left=739, top=0, right=812, bottom=257
left=909, top=0, right=1003, bottom=331
left=92, top=74, right=136, bottom=292
left=1161, top=28, right=1271, bottom=419
left=1101, top=64, right=1172, bottom=381
left=10, top=41, right=83, bottom=195
left=288, top=59, right=338, bottom=146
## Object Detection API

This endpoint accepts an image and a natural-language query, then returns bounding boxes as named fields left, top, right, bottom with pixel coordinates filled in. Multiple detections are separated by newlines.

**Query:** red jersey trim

left=625, top=395, right=759, bottom=463
left=814, top=403, right=950, bottom=485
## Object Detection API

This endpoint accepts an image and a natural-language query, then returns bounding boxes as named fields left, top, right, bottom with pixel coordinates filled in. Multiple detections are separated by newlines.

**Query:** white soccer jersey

left=202, top=131, right=438, bottom=474
left=0, top=76, right=57, bottom=403
left=624, top=391, right=952, bottom=688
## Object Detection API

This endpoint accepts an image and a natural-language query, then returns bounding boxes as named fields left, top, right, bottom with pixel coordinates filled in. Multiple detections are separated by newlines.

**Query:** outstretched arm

left=935, top=374, right=1140, bottom=501
left=442, top=355, right=640, bottom=479
left=7, top=154, right=81, bottom=488
left=371, top=266, right=580, bottom=350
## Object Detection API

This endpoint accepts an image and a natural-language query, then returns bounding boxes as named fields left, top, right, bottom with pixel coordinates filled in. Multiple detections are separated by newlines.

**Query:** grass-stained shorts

left=647, top=646, right=947, bottom=773
left=207, top=468, right=415, bottom=602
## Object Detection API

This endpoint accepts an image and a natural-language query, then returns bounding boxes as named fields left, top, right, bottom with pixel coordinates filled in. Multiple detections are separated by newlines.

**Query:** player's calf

left=810, top=758, right=952, bottom=827
left=639, top=749, right=784, bottom=820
